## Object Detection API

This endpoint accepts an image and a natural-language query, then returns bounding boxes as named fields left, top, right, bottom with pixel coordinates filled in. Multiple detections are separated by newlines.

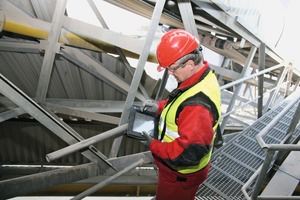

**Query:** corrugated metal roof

left=0, top=120, right=145, bottom=165
left=8, top=0, right=56, bottom=22
left=0, top=40, right=136, bottom=100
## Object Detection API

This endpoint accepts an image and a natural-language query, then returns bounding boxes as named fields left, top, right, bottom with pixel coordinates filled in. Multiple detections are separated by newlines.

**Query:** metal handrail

left=219, top=63, right=285, bottom=122
left=46, top=123, right=128, bottom=162
left=219, top=63, right=285, bottom=91
left=241, top=93, right=300, bottom=200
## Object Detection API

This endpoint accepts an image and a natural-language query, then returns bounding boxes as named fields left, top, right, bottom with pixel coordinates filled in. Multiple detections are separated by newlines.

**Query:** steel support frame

left=0, top=3, right=157, bottom=191
left=61, top=46, right=146, bottom=102
left=221, top=46, right=257, bottom=132
left=35, top=0, right=67, bottom=103
left=0, top=0, right=298, bottom=198
left=0, top=73, right=112, bottom=168
left=192, top=0, right=284, bottom=64
left=43, top=103, right=120, bottom=125
left=109, top=0, right=167, bottom=158
left=192, top=0, right=294, bottom=133
left=0, top=48, right=149, bottom=199
left=0, top=0, right=124, bottom=193
left=62, top=15, right=144, bottom=56
left=71, top=159, right=145, bottom=200
left=0, top=96, right=126, bottom=114
left=87, top=0, right=149, bottom=100
left=0, top=107, right=25, bottom=122
left=263, top=65, right=290, bottom=113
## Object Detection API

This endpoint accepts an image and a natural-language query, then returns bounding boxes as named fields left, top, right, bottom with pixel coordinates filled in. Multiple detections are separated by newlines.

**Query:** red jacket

left=150, top=61, right=215, bottom=173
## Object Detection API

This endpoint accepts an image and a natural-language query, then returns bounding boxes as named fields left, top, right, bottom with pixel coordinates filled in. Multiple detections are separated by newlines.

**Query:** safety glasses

left=167, top=61, right=187, bottom=72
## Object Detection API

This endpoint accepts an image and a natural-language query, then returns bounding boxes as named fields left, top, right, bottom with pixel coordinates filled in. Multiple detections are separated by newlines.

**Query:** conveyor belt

left=196, top=96, right=300, bottom=200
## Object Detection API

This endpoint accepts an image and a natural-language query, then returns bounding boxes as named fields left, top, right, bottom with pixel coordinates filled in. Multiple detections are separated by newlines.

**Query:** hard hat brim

left=157, top=65, right=165, bottom=72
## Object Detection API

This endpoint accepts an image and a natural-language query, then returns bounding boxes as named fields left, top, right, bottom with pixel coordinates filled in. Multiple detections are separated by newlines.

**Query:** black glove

left=140, top=100, right=158, bottom=113
left=140, top=131, right=154, bottom=148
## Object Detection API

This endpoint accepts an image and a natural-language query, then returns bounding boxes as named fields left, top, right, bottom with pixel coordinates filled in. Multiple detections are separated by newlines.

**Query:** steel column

left=35, top=0, right=67, bottom=103
left=258, top=43, right=265, bottom=118
left=178, top=0, right=199, bottom=38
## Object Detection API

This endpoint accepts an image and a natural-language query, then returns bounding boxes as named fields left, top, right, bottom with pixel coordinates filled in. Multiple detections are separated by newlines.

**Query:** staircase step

left=261, top=143, right=300, bottom=196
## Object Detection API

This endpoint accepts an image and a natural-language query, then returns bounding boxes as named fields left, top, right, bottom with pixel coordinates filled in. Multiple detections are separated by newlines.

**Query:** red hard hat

left=156, top=29, right=199, bottom=71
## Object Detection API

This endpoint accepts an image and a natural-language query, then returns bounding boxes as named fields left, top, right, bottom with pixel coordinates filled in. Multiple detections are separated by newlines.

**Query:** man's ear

left=186, top=60, right=195, bottom=70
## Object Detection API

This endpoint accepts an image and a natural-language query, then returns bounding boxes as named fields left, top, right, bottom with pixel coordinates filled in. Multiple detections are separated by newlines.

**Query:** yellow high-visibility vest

left=158, top=70, right=221, bottom=174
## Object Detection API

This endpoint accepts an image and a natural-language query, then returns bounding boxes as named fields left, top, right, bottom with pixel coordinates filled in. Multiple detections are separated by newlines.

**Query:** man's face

left=167, top=60, right=192, bottom=83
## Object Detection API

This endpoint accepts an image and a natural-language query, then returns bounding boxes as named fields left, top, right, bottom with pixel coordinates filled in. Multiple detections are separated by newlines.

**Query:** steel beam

left=62, top=15, right=144, bottom=55
left=35, top=0, right=67, bottom=103
left=220, top=46, right=257, bottom=132
left=0, top=163, right=98, bottom=199
left=0, top=107, right=25, bottom=122
left=0, top=40, right=40, bottom=53
left=87, top=0, right=150, bottom=100
left=44, top=103, right=120, bottom=125
left=109, top=0, right=166, bottom=158
left=71, top=159, right=144, bottom=200
left=192, top=0, right=284, bottom=64
left=0, top=73, right=113, bottom=171
left=108, top=151, right=153, bottom=171
left=61, top=46, right=146, bottom=101
left=178, top=0, right=199, bottom=38
left=0, top=97, right=125, bottom=113
left=46, top=123, right=128, bottom=162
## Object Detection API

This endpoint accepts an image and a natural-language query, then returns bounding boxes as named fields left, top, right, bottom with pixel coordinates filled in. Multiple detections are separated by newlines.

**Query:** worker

left=140, top=29, right=221, bottom=200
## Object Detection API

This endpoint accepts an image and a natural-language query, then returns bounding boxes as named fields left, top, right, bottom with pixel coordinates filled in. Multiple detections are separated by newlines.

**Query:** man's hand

left=140, top=131, right=154, bottom=148
left=140, top=100, right=158, bottom=113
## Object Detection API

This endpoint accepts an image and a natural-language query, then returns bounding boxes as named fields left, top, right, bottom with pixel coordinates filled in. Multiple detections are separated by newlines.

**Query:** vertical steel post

left=251, top=150, right=275, bottom=200
left=258, top=43, right=265, bottom=118
left=109, top=0, right=166, bottom=158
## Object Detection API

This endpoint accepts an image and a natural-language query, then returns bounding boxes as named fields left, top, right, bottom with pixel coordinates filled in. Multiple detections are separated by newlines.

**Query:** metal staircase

left=196, top=92, right=300, bottom=200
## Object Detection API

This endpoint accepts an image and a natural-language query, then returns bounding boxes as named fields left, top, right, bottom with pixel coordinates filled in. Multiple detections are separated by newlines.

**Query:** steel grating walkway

left=196, top=96, right=300, bottom=200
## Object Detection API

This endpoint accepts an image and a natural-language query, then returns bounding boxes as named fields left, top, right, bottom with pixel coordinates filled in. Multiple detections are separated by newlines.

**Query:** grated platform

left=196, top=96, right=300, bottom=200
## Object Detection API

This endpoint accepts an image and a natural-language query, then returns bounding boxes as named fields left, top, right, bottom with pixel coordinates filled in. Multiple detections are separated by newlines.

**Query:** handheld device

left=127, top=104, right=158, bottom=140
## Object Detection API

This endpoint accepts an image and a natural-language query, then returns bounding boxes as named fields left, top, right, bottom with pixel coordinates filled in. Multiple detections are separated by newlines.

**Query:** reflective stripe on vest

left=158, top=70, right=221, bottom=174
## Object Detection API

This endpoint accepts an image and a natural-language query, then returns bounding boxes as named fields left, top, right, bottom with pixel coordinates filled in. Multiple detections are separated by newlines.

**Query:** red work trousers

left=154, top=160, right=210, bottom=200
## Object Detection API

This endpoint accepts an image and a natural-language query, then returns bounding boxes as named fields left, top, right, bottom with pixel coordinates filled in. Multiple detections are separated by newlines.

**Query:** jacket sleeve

left=156, top=99, right=168, bottom=114
left=150, top=105, right=214, bottom=169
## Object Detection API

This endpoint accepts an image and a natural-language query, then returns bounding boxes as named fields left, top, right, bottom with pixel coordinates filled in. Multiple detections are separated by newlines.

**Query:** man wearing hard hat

left=141, top=29, right=221, bottom=200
